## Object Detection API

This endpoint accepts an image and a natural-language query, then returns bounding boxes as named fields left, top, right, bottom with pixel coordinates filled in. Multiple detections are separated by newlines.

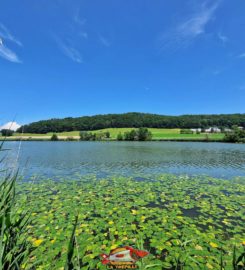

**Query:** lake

left=2, top=141, right=244, bottom=269
left=2, top=141, right=245, bottom=180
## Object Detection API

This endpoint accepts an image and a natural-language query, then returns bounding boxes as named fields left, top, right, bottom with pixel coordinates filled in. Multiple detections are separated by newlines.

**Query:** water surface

left=2, top=141, right=245, bottom=180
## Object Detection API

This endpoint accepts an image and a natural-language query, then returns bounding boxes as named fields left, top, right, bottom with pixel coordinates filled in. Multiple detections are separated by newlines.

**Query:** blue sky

left=0, top=0, right=245, bottom=125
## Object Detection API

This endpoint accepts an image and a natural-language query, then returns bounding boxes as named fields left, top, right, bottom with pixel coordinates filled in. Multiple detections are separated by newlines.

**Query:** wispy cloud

left=0, top=23, right=22, bottom=46
left=99, top=35, right=111, bottom=47
left=55, top=37, right=83, bottom=63
left=212, top=68, right=223, bottom=76
left=54, top=9, right=86, bottom=63
left=160, top=1, right=221, bottom=50
left=218, top=32, right=228, bottom=45
left=79, top=32, right=88, bottom=39
left=238, top=53, right=245, bottom=59
left=239, top=84, right=245, bottom=91
left=0, top=44, right=21, bottom=63
left=60, top=44, right=83, bottom=63
left=73, top=7, right=86, bottom=26
left=0, top=23, right=22, bottom=63
left=73, top=9, right=88, bottom=39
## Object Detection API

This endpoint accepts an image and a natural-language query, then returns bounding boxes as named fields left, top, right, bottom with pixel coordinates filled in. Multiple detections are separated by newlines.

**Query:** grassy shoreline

left=0, top=138, right=227, bottom=142
left=0, top=128, right=227, bottom=142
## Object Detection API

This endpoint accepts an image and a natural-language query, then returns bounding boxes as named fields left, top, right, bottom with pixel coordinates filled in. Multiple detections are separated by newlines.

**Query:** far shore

left=0, top=136, right=231, bottom=143
left=2, top=127, right=244, bottom=143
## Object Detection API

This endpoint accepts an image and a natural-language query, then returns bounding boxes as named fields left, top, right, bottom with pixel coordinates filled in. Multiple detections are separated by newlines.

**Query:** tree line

left=79, top=131, right=110, bottom=141
left=117, top=128, right=152, bottom=141
left=17, top=113, right=245, bottom=134
left=79, top=128, right=151, bottom=141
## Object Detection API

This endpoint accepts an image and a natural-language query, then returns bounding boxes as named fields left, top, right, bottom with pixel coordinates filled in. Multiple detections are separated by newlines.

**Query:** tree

left=138, top=127, right=152, bottom=141
left=1, top=129, right=14, bottom=136
left=124, top=129, right=137, bottom=141
left=224, top=129, right=245, bottom=142
left=79, top=131, right=93, bottom=141
left=51, top=133, right=59, bottom=141
left=105, top=131, right=110, bottom=138
left=117, top=132, right=123, bottom=141
left=95, top=133, right=103, bottom=141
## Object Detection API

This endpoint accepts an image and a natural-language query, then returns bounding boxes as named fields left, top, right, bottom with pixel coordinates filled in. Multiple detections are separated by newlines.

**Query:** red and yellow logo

left=101, top=246, right=149, bottom=269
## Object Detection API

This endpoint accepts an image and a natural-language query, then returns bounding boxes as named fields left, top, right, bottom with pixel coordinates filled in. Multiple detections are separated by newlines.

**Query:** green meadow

left=13, top=174, right=245, bottom=269
left=9, top=128, right=225, bottom=141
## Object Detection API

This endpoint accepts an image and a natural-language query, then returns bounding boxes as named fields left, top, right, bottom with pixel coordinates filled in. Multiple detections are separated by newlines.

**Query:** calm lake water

left=2, top=141, right=245, bottom=180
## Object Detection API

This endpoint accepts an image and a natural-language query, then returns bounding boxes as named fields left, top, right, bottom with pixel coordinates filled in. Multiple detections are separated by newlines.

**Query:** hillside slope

left=18, top=112, right=245, bottom=133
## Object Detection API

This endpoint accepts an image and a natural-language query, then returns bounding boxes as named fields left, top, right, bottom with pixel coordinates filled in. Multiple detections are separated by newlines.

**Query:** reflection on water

left=1, top=141, right=245, bottom=180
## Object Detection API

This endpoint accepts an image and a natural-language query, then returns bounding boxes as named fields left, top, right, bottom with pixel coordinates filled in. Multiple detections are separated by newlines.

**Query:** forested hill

left=18, top=113, right=245, bottom=134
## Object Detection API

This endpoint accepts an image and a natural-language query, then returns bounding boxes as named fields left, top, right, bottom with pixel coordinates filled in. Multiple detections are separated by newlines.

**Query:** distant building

left=224, top=128, right=232, bottom=132
left=238, top=126, right=244, bottom=130
left=205, top=127, right=221, bottom=133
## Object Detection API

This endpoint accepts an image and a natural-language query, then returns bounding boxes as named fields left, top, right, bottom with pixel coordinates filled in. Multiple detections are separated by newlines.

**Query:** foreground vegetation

left=0, top=142, right=81, bottom=270
left=1, top=171, right=245, bottom=269
left=0, top=143, right=32, bottom=269
left=17, top=112, right=245, bottom=134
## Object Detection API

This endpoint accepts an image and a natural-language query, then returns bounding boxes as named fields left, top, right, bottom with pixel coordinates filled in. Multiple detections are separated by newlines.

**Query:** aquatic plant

left=0, top=142, right=33, bottom=270
left=14, top=174, right=244, bottom=269
left=65, top=215, right=79, bottom=270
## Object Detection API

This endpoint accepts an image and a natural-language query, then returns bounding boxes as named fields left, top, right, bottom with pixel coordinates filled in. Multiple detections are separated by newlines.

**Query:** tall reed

left=0, top=141, right=32, bottom=270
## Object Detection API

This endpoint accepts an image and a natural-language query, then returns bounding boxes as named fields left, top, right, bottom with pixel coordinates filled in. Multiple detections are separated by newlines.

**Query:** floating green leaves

left=15, top=174, right=245, bottom=269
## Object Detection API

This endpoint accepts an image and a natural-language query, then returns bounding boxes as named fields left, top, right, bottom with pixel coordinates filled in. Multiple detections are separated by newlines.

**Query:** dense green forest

left=17, top=113, right=245, bottom=134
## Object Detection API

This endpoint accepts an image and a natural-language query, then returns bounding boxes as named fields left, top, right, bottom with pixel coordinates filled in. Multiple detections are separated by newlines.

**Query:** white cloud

left=0, top=23, right=22, bottom=63
left=160, top=1, right=220, bottom=49
left=178, top=3, right=218, bottom=36
left=99, top=35, right=111, bottom=47
left=0, top=122, right=21, bottom=131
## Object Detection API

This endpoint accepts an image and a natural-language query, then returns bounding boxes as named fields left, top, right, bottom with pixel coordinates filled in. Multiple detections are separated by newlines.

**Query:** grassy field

left=8, top=128, right=225, bottom=141
left=14, top=131, right=80, bottom=137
